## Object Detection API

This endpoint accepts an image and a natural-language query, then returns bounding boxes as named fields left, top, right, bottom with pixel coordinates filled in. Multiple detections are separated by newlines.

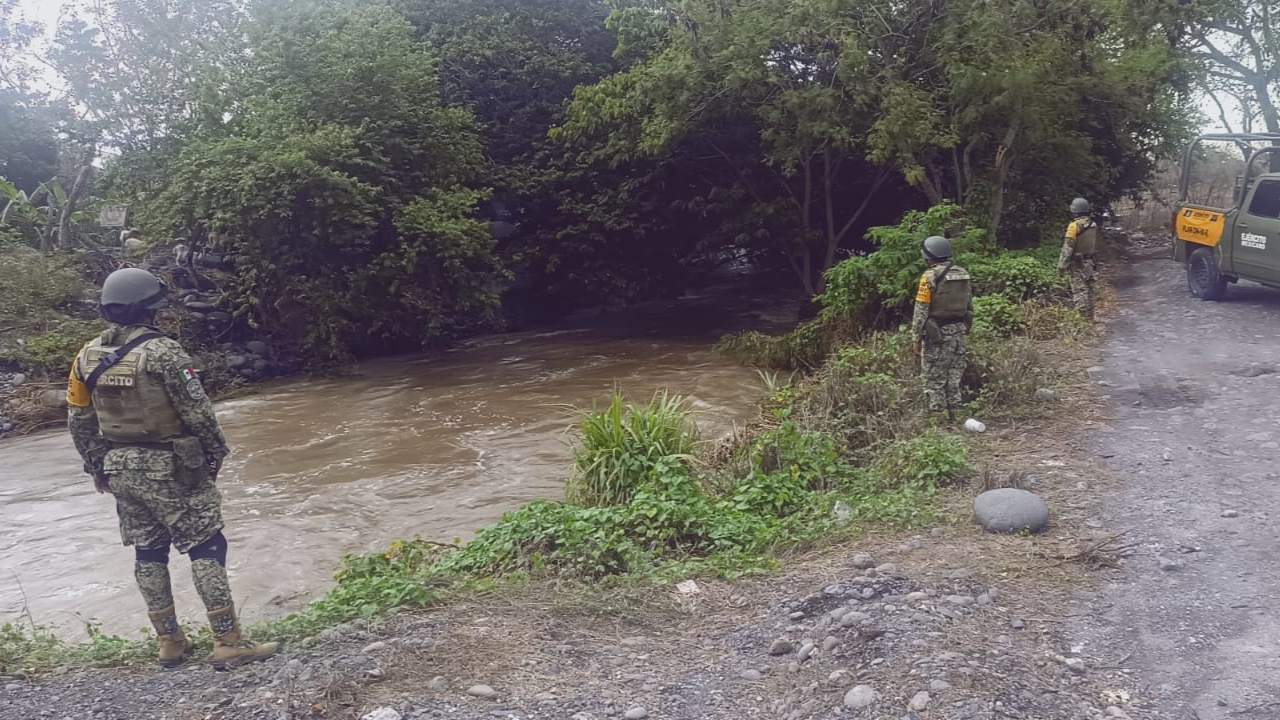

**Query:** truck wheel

left=1187, top=247, right=1228, bottom=300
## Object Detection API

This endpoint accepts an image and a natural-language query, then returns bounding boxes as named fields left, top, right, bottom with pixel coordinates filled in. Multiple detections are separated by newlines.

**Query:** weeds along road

left=1070, top=253, right=1280, bottom=718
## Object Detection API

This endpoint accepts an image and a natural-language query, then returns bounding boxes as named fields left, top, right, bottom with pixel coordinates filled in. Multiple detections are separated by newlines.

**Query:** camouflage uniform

left=1058, top=217, right=1100, bottom=318
left=911, top=264, right=972, bottom=414
left=67, top=325, right=232, bottom=625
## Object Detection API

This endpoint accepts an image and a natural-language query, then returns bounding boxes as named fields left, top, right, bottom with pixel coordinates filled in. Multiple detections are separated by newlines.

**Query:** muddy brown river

left=0, top=290, right=786, bottom=638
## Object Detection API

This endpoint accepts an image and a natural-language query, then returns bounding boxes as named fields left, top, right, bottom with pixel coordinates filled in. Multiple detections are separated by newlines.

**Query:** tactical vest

left=928, top=265, right=971, bottom=323
left=78, top=333, right=184, bottom=444
left=1073, top=219, right=1099, bottom=257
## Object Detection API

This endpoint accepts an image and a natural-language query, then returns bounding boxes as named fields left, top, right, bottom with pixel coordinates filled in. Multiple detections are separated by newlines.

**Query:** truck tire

left=1187, top=246, right=1228, bottom=300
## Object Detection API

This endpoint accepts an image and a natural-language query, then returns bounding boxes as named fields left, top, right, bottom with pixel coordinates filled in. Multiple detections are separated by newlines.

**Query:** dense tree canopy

left=0, top=0, right=1217, bottom=362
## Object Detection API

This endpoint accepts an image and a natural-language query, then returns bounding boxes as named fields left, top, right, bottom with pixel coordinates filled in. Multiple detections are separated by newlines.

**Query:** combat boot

left=207, top=606, right=278, bottom=670
left=147, top=605, right=192, bottom=668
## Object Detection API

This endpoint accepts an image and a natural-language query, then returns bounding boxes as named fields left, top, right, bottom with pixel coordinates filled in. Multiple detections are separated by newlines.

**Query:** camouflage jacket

left=67, top=324, right=228, bottom=481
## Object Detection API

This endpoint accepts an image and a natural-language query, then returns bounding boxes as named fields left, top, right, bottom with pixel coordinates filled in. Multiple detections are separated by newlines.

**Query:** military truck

left=1173, top=132, right=1280, bottom=299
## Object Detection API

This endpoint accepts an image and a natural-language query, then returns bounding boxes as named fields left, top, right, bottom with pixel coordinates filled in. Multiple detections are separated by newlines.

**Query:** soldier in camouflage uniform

left=1058, top=197, right=1100, bottom=319
left=911, top=236, right=973, bottom=417
left=67, top=268, right=277, bottom=669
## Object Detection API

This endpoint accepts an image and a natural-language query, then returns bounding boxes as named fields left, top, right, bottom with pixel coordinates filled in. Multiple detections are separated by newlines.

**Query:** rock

left=1011, top=619, right=1025, bottom=630
left=428, top=676, right=448, bottom=692
left=4, top=683, right=21, bottom=692
left=246, top=340, right=269, bottom=355
left=740, top=669, right=763, bottom=681
left=788, top=611, right=805, bottom=620
left=41, top=388, right=67, bottom=409
left=624, top=707, right=648, bottom=720
left=797, top=642, right=816, bottom=662
left=973, top=488, right=1050, bottom=534
left=828, top=669, right=853, bottom=684
left=875, top=563, right=898, bottom=575
left=822, top=635, right=840, bottom=652
left=1221, top=509, right=1240, bottom=518
left=0, top=422, right=12, bottom=434
left=361, top=709, right=402, bottom=720
left=945, top=595, right=974, bottom=607
left=227, top=354, right=251, bottom=370
left=904, top=592, right=928, bottom=603
left=769, top=638, right=795, bottom=656
left=929, top=679, right=952, bottom=692
left=1058, top=657, right=1087, bottom=675
left=976, top=593, right=994, bottom=606
left=843, top=685, right=878, bottom=710
left=1034, top=388, right=1057, bottom=402
left=534, top=692, right=557, bottom=702
left=909, top=691, right=932, bottom=711
left=1158, top=556, right=1184, bottom=572
left=851, top=553, right=876, bottom=570
left=840, top=611, right=870, bottom=627
left=10, top=373, right=25, bottom=387
left=362, top=641, right=388, bottom=654
left=832, top=500, right=853, bottom=527
left=184, top=300, right=217, bottom=312
left=466, top=685, right=497, bottom=698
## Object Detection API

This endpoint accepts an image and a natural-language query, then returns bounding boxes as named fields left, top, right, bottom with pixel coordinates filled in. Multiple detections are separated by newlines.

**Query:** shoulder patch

left=181, top=367, right=200, bottom=382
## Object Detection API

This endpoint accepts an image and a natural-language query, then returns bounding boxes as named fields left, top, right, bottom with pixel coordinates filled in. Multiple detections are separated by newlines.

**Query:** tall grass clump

left=566, top=391, right=699, bottom=506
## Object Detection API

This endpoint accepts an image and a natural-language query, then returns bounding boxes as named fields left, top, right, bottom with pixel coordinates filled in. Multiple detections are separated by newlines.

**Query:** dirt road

left=1070, top=254, right=1280, bottom=718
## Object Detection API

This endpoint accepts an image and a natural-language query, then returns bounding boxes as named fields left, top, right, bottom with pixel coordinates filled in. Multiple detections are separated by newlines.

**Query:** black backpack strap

left=929, top=261, right=955, bottom=291
left=84, top=332, right=166, bottom=393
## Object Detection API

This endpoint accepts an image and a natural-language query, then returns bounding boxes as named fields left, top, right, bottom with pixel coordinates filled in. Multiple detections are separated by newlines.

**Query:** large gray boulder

left=974, top=488, right=1049, bottom=534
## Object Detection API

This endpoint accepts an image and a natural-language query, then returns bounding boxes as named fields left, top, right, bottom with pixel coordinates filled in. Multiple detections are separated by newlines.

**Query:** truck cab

left=1173, top=133, right=1280, bottom=298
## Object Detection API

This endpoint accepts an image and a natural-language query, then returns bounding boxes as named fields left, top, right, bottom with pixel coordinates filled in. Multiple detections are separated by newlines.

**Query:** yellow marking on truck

left=1176, top=207, right=1226, bottom=247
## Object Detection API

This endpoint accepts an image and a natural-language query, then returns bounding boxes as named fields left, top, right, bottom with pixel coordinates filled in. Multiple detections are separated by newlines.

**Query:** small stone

left=741, top=669, right=763, bottom=681
left=1034, top=388, right=1057, bottom=402
left=974, top=488, right=1050, bottom=534
left=534, top=692, right=557, bottom=702
left=769, top=638, right=795, bottom=656
left=361, top=709, right=402, bottom=720
left=246, top=340, right=269, bottom=355
left=829, top=669, right=853, bottom=684
left=10, top=373, right=26, bottom=387
left=976, top=593, right=994, bottom=606
left=904, top=592, right=928, bottom=603
left=822, top=636, right=840, bottom=652
left=1158, top=556, right=1184, bottom=572
left=929, top=679, right=952, bottom=692
left=909, top=691, right=932, bottom=711
left=226, top=354, right=251, bottom=370
left=851, top=553, right=876, bottom=569
left=789, top=611, right=806, bottom=620
left=843, top=685, right=878, bottom=710
left=362, top=641, right=388, bottom=654
left=875, top=563, right=899, bottom=575
left=1221, top=510, right=1240, bottom=518
left=786, top=661, right=801, bottom=673
left=945, top=595, right=974, bottom=607
left=840, top=611, right=869, bottom=627
left=1011, top=619, right=1025, bottom=630
left=798, top=642, right=816, bottom=662
left=184, top=300, right=216, bottom=311
left=4, top=683, right=21, bottom=692
left=466, top=685, right=497, bottom=699
left=624, top=707, right=648, bottom=720
left=1061, top=658, right=1087, bottom=675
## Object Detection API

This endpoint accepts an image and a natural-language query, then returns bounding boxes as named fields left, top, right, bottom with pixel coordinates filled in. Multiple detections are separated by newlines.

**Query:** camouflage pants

left=105, top=447, right=224, bottom=552
left=922, top=323, right=967, bottom=413
left=1067, top=258, right=1097, bottom=319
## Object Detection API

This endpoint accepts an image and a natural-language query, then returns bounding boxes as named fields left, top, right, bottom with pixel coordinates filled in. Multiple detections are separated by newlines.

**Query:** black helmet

left=921, top=235, right=951, bottom=261
left=1070, top=197, right=1091, bottom=215
left=100, top=268, right=168, bottom=323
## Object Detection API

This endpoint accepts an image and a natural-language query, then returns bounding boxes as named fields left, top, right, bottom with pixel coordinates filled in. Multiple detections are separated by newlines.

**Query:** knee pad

left=188, top=531, right=228, bottom=565
left=135, top=544, right=171, bottom=565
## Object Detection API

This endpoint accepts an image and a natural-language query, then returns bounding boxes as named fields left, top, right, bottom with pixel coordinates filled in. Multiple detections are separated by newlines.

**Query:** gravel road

left=1070, top=253, right=1280, bottom=718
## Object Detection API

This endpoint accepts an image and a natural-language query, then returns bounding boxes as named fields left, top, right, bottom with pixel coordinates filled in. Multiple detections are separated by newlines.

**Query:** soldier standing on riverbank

left=66, top=268, right=277, bottom=669
left=911, top=236, right=973, bottom=417
left=1058, top=197, right=1100, bottom=319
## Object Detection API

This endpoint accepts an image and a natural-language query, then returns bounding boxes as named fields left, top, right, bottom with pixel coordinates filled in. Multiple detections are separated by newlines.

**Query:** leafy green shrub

left=714, top=318, right=841, bottom=371
left=6, top=319, right=105, bottom=374
left=962, top=253, right=1063, bottom=301
left=566, top=391, right=699, bottom=506
left=971, top=295, right=1025, bottom=339
left=0, top=248, right=89, bottom=327
left=819, top=203, right=990, bottom=323
left=871, top=430, right=970, bottom=488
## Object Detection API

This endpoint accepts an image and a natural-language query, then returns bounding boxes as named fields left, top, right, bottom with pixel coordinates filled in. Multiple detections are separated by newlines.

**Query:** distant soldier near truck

left=1058, top=197, right=1100, bottom=318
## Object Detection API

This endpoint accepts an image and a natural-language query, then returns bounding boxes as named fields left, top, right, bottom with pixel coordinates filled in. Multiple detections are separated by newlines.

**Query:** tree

left=1182, top=0, right=1280, bottom=134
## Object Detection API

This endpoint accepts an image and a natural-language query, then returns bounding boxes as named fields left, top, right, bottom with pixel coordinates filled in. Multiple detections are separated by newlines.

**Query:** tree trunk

left=989, top=123, right=1020, bottom=242
left=56, top=164, right=94, bottom=250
